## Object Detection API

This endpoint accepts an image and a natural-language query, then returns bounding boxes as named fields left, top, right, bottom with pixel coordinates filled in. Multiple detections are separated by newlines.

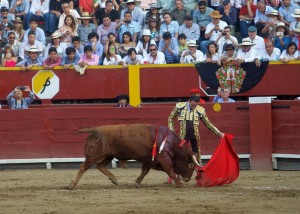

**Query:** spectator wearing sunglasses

left=145, top=41, right=166, bottom=64
left=217, top=43, right=237, bottom=65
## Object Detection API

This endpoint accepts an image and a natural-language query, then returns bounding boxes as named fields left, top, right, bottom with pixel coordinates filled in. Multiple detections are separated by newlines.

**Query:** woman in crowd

left=103, top=44, right=122, bottom=65
left=1, top=47, right=17, bottom=67
left=279, top=42, right=299, bottom=63
left=43, top=47, right=62, bottom=70
left=274, top=22, right=291, bottom=53
left=145, top=15, right=160, bottom=44
left=59, top=14, right=78, bottom=45
left=145, top=4, right=162, bottom=24
left=119, top=31, right=136, bottom=58
left=136, top=29, right=151, bottom=58
left=104, top=32, right=120, bottom=55
left=218, top=44, right=237, bottom=66
left=12, top=17, right=25, bottom=42
left=203, top=42, right=220, bottom=63
left=44, top=31, right=67, bottom=61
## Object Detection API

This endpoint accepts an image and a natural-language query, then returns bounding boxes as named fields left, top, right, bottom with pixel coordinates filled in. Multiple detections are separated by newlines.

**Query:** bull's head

left=172, top=155, right=195, bottom=182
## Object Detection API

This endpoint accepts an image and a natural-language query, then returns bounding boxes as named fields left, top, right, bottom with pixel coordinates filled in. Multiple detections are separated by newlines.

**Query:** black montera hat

left=115, top=94, right=129, bottom=101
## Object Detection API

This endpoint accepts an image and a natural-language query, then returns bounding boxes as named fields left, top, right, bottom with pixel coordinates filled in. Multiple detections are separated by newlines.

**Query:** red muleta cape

left=195, top=133, right=239, bottom=187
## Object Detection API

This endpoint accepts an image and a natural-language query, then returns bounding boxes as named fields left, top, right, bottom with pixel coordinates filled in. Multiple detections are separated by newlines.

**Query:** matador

left=168, top=96, right=224, bottom=166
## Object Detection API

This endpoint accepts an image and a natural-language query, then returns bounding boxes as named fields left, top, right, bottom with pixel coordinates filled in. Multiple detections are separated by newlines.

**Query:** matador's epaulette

left=196, top=105, right=205, bottom=114
left=176, top=102, right=186, bottom=109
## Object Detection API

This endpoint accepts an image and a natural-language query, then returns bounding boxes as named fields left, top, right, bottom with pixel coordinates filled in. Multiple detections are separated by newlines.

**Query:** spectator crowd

left=0, top=0, right=299, bottom=69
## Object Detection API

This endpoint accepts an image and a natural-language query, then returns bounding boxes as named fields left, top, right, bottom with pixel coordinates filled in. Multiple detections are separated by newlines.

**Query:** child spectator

left=103, top=44, right=122, bottom=65
left=1, top=46, right=17, bottom=67
left=61, top=47, right=80, bottom=69
left=43, top=47, right=62, bottom=69
left=178, top=33, right=187, bottom=57
left=85, top=32, right=104, bottom=64
left=113, top=94, right=132, bottom=107
left=120, top=47, right=144, bottom=67
left=75, top=45, right=99, bottom=75
left=69, top=36, right=84, bottom=56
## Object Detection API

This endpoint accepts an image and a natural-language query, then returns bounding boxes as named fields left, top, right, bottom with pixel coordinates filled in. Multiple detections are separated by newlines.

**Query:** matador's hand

left=218, top=132, right=225, bottom=138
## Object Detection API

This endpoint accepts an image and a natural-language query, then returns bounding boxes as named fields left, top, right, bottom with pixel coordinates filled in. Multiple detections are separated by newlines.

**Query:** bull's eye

left=188, top=163, right=194, bottom=169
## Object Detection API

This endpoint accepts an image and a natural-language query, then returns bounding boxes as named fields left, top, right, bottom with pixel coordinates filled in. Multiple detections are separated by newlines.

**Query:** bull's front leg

left=135, top=164, right=150, bottom=188
left=156, top=156, right=183, bottom=188
left=69, top=161, right=92, bottom=190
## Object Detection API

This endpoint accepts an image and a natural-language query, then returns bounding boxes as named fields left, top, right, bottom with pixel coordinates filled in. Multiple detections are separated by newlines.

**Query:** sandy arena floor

left=0, top=168, right=299, bottom=214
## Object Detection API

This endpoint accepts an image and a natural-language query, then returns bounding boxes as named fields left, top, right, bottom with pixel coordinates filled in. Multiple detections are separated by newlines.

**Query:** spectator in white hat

left=180, top=39, right=204, bottom=63
left=235, top=38, right=257, bottom=64
left=136, top=29, right=151, bottom=58
left=289, top=9, right=300, bottom=36
left=16, top=45, right=43, bottom=70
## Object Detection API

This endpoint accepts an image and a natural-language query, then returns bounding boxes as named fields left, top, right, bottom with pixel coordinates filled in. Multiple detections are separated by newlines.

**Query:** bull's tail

left=78, top=128, right=98, bottom=134
left=79, top=128, right=107, bottom=144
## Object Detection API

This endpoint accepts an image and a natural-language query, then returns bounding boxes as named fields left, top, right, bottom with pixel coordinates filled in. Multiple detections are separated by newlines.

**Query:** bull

left=68, top=124, right=201, bottom=189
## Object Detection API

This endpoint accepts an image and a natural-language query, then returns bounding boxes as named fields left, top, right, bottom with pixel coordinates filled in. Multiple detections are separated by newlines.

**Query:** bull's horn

left=192, top=155, right=201, bottom=167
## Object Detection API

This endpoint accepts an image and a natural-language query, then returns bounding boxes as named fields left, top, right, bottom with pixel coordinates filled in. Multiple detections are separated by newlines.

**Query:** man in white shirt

left=236, top=38, right=258, bottom=63
left=145, top=42, right=166, bottom=64
left=261, top=40, right=281, bottom=61
left=58, top=2, right=81, bottom=29
left=247, top=25, right=265, bottom=53
left=180, top=40, right=204, bottom=63
left=27, top=0, right=49, bottom=32
left=19, top=31, right=45, bottom=59
left=200, top=10, right=228, bottom=54
left=215, top=26, right=238, bottom=55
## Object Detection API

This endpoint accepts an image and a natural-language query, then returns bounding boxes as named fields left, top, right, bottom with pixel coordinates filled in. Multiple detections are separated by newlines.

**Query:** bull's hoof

left=135, top=180, right=141, bottom=188
left=110, top=178, right=118, bottom=185
left=68, top=180, right=75, bottom=190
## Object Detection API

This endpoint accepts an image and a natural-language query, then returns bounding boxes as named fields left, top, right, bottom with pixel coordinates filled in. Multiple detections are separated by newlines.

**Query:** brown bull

left=69, top=124, right=199, bottom=189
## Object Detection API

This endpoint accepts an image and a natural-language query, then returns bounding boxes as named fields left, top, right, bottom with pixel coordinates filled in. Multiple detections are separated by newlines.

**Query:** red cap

left=190, top=88, right=201, bottom=95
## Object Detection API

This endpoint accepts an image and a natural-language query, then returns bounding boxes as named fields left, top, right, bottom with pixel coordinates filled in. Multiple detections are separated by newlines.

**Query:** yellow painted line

left=128, top=65, right=141, bottom=107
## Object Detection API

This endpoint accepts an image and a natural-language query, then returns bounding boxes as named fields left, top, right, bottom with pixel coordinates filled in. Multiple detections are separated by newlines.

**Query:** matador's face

left=189, top=100, right=198, bottom=110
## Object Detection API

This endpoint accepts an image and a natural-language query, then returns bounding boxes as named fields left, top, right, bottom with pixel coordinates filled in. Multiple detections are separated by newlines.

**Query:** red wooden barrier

left=0, top=63, right=300, bottom=102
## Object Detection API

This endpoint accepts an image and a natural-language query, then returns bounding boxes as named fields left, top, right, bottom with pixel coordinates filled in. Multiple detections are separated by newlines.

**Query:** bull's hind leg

left=96, top=158, right=118, bottom=185
left=69, top=160, right=93, bottom=190
left=135, top=164, right=150, bottom=188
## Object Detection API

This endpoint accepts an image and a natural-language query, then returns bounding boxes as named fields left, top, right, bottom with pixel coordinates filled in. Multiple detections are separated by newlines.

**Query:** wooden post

left=249, top=97, right=273, bottom=170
